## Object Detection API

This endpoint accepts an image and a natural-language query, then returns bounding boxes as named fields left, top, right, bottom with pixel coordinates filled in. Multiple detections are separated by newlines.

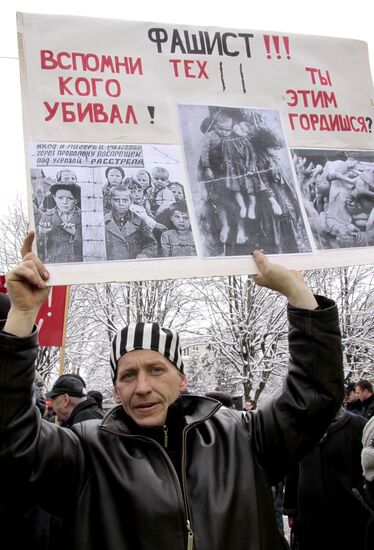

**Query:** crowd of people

left=0, top=233, right=373, bottom=550
left=31, top=166, right=197, bottom=264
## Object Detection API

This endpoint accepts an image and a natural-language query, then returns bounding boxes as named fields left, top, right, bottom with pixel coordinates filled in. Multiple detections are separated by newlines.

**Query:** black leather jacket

left=0, top=297, right=343, bottom=550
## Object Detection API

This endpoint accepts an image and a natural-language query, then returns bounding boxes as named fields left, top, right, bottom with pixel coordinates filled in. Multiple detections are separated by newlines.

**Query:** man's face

left=345, top=390, right=358, bottom=404
left=170, top=184, right=184, bottom=203
left=110, top=190, right=132, bottom=216
left=54, top=189, right=76, bottom=213
left=113, top=349, right=187, bottom=427
left=171, top=210, right=190, bottom=231
left=51, top=394, right=71, bottom=422
left=356, top=387, right=369, bottom=401
left=60, top=170, right=77, bottom=183
left=107, top=169, right=124, bottom=185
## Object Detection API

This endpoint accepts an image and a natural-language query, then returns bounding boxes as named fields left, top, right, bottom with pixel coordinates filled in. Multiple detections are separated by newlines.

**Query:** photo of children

left=178, top=105, right=312, bottom=257
left=29, top=143, right=198, bottom=264
left=292, top=149, right=374, bottom=249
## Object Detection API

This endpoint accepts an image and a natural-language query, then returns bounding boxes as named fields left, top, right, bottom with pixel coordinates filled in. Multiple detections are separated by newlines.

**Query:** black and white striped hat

left=110, top=322, right=184, bottom=382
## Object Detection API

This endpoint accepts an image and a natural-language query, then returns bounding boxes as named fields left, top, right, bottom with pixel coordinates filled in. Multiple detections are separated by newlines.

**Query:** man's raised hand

left=4, top=231, right=50, bottom=337
left=252, top=250, right=318, bottom=310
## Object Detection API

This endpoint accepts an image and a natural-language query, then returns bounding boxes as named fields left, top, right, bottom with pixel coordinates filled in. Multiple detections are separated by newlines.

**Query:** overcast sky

left=1, top=1, right=373, bottom=217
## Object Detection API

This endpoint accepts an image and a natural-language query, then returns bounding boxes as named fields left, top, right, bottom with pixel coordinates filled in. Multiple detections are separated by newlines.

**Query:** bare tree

left=191, top=275, right=289, bottom=401
left=306, top=266, right=374, bottom=380
left=0, top=196, right=28, bottom=272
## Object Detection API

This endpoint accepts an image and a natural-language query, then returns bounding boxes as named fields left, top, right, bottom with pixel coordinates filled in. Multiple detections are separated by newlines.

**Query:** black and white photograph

left=178, top=105, right=312, bottom=257
left=292, top=148, right=374, bottom=249
left=30, top=143, right=197, bottom=265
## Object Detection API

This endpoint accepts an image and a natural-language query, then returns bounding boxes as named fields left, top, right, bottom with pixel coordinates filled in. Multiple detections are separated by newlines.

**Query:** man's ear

left=179, top=373, right=188, bottom=393
left=113, top=385, right=122, bottom=404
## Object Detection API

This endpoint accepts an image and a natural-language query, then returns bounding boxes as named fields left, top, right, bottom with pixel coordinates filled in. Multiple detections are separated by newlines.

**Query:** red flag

left=0, top=274, right=7, bottom=294
left=36, top=286, right=68, bottom=347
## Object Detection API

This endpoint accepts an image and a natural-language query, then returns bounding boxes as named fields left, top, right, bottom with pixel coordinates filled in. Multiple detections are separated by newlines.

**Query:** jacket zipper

left=163, top=424, right=168, bottom=448
left=101, top=401, right=221, bottom=550
left=186, top=519, right=193, bottom=550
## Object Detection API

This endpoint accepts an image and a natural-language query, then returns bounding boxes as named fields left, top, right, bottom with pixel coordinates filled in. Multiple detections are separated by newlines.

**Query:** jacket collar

left=99, top=394, right=222, bottom=435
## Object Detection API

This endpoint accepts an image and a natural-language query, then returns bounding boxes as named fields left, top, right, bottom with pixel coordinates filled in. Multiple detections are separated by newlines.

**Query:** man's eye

left=121, top=372, right=136, bottom=381
left=151, top=367, right=163, bottom=375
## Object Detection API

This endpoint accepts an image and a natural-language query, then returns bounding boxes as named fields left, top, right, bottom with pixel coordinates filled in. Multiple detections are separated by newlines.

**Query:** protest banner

left=36, top=285, right=69, bottom=347
left=0, top=273, right=67, bottom=346
left=0, top=274, right=6, bottom=294
left=17, top=13, right=374, bottom=284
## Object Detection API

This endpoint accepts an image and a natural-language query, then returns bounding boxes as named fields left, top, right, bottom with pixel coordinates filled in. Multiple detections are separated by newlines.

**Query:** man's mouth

left=134, top=402, right=160, bottom=413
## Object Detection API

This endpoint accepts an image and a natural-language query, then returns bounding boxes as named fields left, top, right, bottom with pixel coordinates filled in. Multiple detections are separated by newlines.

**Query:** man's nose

left=135, top=373, right=152, bottom=394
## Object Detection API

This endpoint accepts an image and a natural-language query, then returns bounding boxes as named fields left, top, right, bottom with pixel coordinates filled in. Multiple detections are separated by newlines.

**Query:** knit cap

left=110, top=322, right=184, bottom=382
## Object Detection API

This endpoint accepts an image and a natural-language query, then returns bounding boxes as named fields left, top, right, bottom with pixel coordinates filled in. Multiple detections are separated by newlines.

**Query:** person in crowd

left=243, top=399, right=257, bottom=411
left=283, top=407, right=369, bottom=550
left=168, top=181, right=185, bottom=203
left=47, top=374, right=105, bottom=427
left=44, top=398, right=57, bottom=423
left=104, top=186, right=158, bottom=261
left=56, top=169, right=78, bottom=183
left=135, top=169, right=152, bottom=192
left=37, top=181, right=83, bottom=263
left=205, top=391, right=235, bottom=408
left=35, top=381, right=47, bottom=416
left=199, top=111, right=258, bottom=242
left=127, top=177, right=167, bottom=233
left=102, top=167, right=126, bottom=212
left=87, top=390, right=104, bottom=410
left=145, top=166, right=175, bottom=216
left=160, top=203, right=197, bottom=257
left=0, top=232, right=343, bottom=550
left=361, top=416, right=374, bottom=550
left=355, top=379, right=374, bottom=420
left=344, top=381, right=363, bottom=415
left=155, top=182, right=187, bottom=230
left=33, top=177, right=56, bottom=224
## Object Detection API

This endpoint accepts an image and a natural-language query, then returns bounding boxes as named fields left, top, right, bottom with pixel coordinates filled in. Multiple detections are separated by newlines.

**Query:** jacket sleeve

left=247, top=295, right=344, bottom=485
left=0, top=323, right=86, bottom=517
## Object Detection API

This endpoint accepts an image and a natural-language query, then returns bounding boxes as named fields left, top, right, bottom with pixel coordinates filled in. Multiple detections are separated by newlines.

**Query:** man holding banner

left=0, top=232, right=343, bottom=550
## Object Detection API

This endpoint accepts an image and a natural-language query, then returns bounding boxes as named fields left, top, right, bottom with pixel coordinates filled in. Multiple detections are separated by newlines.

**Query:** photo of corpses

left=178, top=105, right=312, bottom=256
left=30, top=143, right=197, bottom=264
left=292, top=149, right=374, bottom=249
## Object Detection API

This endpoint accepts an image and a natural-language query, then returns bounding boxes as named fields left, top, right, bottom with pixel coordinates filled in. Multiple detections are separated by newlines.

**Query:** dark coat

left=104, top=211, right=157, bottom=260
left=362, top=393, right=374, bottom=420
left=0, top=297, right=343, bottom=550
left=62, top=397, right=105, bottom=428
left=37, top=208, right=83, bottom=263
left=283, top=409, right=369, bottom=550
